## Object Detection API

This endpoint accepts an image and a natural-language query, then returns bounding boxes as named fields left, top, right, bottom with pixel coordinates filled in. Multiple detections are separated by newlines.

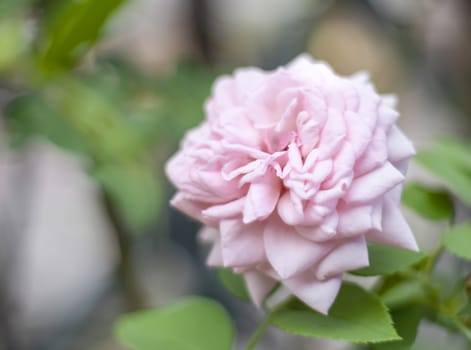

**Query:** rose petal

left=170, top=193, right=214, bottom=225
left=264, top=218, right=334, bottom=279
left=367, top=197, right=418, bottom=251
left=315, top=235, right=369, bottom=280
left=387, top=126, right=416, bottom=163
left=203, top=198, right=245, bottom=220
left=243, top=170, right=282, bottom=224
left=244, top=271, right=277, bottom=307
left=207, top=238, right=223, bottom=266
left=220, top=219, right=266, bottom=267
left=345, top=162, right=404, bottom=204
left=283, top=272, right=342, bottom=314
left=337, top=202, right=382, bottom=236
left=277, top=192, right=304, bottom=226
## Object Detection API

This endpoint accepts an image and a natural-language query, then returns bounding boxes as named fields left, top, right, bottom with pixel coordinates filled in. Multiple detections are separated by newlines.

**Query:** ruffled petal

left=387, top=126, right=416, bottom=163
left=243, top=170, right=282, bottom=224
left=366, top=197, right=418, bottom=251
left=315, top=236, right=369, bottom=280
left=244, top=271, right=277, bottom=307
left=220, top=219, right=266, bottom=267
left=170, top=193, right=215, bottom=225
left=202, top=198, right=245, bottom=220
left=345, top=162, right=404, bottom=204
left=337, top=202, right=382, bottom=236
left=283, top=272, right=342, bottom=314
left=264, top=218, right=334, bottom=279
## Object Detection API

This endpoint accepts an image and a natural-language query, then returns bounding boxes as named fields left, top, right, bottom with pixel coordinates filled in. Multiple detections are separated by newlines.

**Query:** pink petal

left=344, top=162, right=404, bottom=204
left=354, top=128, right=388, bottom=176
left=367, top=198, right=418, bottom=251
left=207, top=238, right=224, bottom=266
left=337, top=202, right=382, bottom=236
left=198, top=226, right=218, bottom=242
left=243, top=170, right=281, bottom=224
left=170, top=193, right=215, bottom=225
left=202, top=198, right=245, bottom=220
left=244, top=271, right=277, bottom=307
left=296, top=212, right=338, bottom=242
left=344, top=110, right=374, bottom=157
left=220, top=219, right=266, bottom=267
left=277, top=192, right=304, bottom=226
left=318, top=107, right=346, bottom=159
left=264, top=218, right=333, bottom=279
left=315, top=236, right=369, bottom=280
left=284, top=272, right=342, bottom=314
left=387, top=126, right=416, bottom=163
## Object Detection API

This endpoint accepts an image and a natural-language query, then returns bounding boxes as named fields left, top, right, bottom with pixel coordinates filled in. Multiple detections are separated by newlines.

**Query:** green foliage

left=0, top=18, right=28, bottom=71
left=39, top=0, right=126, bottom=69
left=217, top=268, right=250, bottom=301
left=351, top=243, right=426, bottom=276
left=402, top=183, right=454, bottom=221
left=442, top=222, right=471, bottom=260
left=0, top=0, right=35, bottom=16
left=270, top=282, right=400, bottom=343
left=93, top=162, right=161, bottom=230
left=415, top=140, right=471, bottom=207
left=5, top=94, right=88, bottom=153
left=115, top=297, right=234, bottom=350
left=369, top=306, right=422, bottom=350
left=380, top=280, right=427, bottom=309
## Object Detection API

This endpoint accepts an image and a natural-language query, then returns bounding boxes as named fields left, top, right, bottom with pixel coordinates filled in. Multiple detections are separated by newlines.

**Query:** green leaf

left=270, top=282, right=400, bottom=343
left=115, top=297, right=234, bottom=350
left=93, top=162, right=161, bottom=230
left=415, top=140, right=471, bottom=207
left=402, top=183, right=454, bottom=221
left=369, top=306, right=422, bottom=350
left=351, top=243, right=427, bottom=276
left=442, top=222, right=471, bottom=260
left=40, top=0, right=126, bottom=69
left=217, top=268, right=250, bottom=301
left=0, top=18, right=28, bottom=71
left=5, top=94, right=88, bottom=153
left=380, top=280, right=427, bottom=309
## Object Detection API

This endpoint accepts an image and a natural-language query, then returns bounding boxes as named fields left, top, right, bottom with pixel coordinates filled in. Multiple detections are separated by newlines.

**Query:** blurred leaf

left=454, top=321, right=471, bottom=342
left=369, top=306, right=422, bottom=350
left=93, top=162, right=161, bottom=230
left=5, top=94, right=88, bottom=153
left=217, top=268, right=250, bottom=301
left=40, top=0, right=126, bottom=68
left=0, top=0, right=35, bottom=16
left=45, top=79, right=143, bottom=161
left=115, top=297, right=234, bottom=350
left=402, top=183, right=454, bottom=221
left=270, top=282, right=400, bottom=343
left=381, top=280, right=427, bottom=309
left=0, top=18, right=28, bottom=71
left=442, top=222, right=471, bottom=260
left=351, top=243, right=427, bottom=276
left=416, top=140, right=471, bottom=207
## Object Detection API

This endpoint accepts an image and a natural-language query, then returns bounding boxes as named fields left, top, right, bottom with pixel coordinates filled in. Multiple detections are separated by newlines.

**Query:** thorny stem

left=102, top=190, right=145, bottom=311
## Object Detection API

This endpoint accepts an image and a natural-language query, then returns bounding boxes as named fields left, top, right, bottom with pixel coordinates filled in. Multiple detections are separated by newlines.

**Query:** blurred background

left=0, top=0, right=470, bottom=349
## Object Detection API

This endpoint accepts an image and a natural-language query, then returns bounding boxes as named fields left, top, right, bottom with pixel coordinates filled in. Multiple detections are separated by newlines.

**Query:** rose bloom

left=166, top=55, right=417, bottom=314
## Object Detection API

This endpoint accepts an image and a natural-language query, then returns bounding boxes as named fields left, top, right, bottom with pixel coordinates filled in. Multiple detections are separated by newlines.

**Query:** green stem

left=245, top=297, right=294, bottom=350
left=424, top=244, right=444, bottom=278
left=245, top=314, right=273, bottom=350
left=102, top=189, right=145, bottom=311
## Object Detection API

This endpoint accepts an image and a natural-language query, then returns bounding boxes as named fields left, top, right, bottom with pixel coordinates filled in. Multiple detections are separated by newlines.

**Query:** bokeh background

left=0, top=0, right=470, bottom=349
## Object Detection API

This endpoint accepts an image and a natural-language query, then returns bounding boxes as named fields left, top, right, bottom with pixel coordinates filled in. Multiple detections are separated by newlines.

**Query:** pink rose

left=165, top=55, right=417, bottom=314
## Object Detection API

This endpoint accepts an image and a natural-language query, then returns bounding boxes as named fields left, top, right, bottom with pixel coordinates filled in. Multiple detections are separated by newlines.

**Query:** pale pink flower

left=165, top=55, right=417, bottom=314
